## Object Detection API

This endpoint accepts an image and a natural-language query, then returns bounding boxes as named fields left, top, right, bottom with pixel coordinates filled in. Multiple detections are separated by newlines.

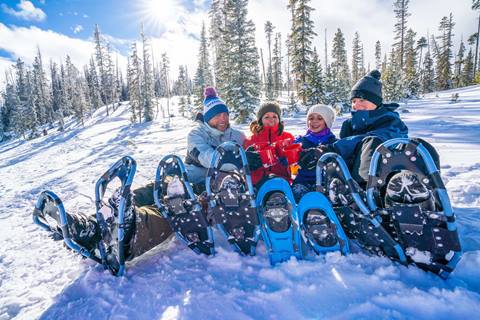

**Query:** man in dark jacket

left=299, top=70, right=409, bottom=186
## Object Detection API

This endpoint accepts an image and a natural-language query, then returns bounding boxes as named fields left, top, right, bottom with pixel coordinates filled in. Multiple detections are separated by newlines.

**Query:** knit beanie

left=257, top=102, right=282, bottom=124
left=307, top=104, right=336, bottom=128
left=203, top=87, right=229, bottom=123
left=350, top=70, right=383, bottom=107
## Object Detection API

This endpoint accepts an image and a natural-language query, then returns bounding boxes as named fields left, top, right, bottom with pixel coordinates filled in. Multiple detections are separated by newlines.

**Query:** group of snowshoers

left=33, top=70, right=462, bottom=278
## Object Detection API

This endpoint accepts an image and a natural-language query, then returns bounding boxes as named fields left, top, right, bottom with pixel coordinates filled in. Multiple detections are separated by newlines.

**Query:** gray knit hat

left=350, top=70, right=383, bottom=107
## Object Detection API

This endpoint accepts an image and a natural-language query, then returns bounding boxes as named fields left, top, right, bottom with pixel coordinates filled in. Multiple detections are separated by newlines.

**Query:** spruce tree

left=32, top=48, right=52, bottom=127
left=421, top=48, right=435, bottom=93
left=272, top=32, right=283, bottom=98
left=375, top=40, right=382, bottom=71
left=128, top=44, right=142, bottom=123
left=325, top=28, right=350, bottom=108
left=289, top=0, right=316, bottom=105
left=393, top=0, right=410, bottom=70
left=93, top=24, right=109, bottom=114
left=209, top=0, right=227, bottom=88
left=264, top=21, right=275, bottom=99
left=306, top=47, right=325, bottom=105
left=49, top=61, right=65, bottom=130
left=382, top=49, right=404, bottom=101
left=453, top=40, right=466, bottom=87
left=403, top=28, right=419, bottom=97
left=193, top=22, right=213, bottom=115
left=140, top=28, right=155, bottom=122
left=14, top=58, right=38, bottom=138
left=436, top=13, right=455, bottom=90
left=461, top=48, right=475, bottom=86
left=351, top=32, right=363, bottom=83
left=220, top=0, right=261, bottom=123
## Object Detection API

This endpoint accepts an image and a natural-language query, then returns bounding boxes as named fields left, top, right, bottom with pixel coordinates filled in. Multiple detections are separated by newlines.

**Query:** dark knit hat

left=350, top=70, right=383, bottom=107
left=203, top=87, right=229, bottom=123
left=257, top=101, right=282, bottom=123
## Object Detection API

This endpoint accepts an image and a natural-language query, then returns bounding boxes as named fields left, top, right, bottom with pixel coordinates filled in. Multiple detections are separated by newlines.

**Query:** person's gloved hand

left=245, top=149, right=263, bottom=170
left=278, top=156, right=288, bottom=166
left=298, top=145, right=335, bottom=170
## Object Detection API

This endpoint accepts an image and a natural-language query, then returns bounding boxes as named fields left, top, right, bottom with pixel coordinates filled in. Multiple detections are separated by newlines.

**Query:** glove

left=298, top=145, right=335, bottom=170
left=245, top=150, right=263, bottom=170
left=278, top=156, right=288, bottom=166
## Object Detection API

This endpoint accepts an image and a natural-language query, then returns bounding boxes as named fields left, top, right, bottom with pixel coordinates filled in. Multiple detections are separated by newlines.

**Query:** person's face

left=307, top=113, right=326, bottom=133
left=261, top=112, right=279, bottom=127
left=208, top=112, right=229, bottom=132
left=352, top=98, right=377, bottom=111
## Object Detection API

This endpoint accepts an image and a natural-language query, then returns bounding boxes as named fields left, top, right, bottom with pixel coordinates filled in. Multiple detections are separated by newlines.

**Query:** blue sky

left=0, top=0, right=478, bottom=85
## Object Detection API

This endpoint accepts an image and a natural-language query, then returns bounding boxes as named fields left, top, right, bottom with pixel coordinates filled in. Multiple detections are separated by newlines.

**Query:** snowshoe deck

left=154, top=155, right=214, bottom=256
left=365, top=138, right=462, bottom=278
left=33, top=156, right=137, bottom=276
left=297, top=192, right=349, bottom=256
left=316, top=153, right=407, bottom=263
left=256, top=177, right=304, bottom=265
left=206, top=142, right=260, bottom=256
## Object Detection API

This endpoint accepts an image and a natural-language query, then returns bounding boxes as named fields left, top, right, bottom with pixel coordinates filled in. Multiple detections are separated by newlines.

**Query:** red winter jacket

left=243, top=124, right=295, bottom=186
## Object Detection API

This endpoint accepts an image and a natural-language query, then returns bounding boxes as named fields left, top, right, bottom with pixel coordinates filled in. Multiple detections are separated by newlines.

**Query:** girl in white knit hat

left=292, top=104, right=337, bottom=202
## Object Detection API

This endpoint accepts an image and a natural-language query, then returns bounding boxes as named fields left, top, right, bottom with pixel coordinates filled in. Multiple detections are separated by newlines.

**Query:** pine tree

left=31, top=47, right=52, bottom=127
left=393, top=0, right=410, bottom=70
left=65, top=56, right=87, bottom=126
left=421, top=48, right=435, bottom=93
left=193, top=22, right=213, bottom=115
left=403, top=29, right=419, bottom=97
left=351, top=32, right=363, bottom=83
left=264, top=21, right=275, bottom=99
left=1, top=80, right=17, bottom=134
left=416, top=37, right=428, bottom=71
left=288, top=0, right=316, bottom=105
left=461, top=48, right=474, bottom=86
left=306, top=47, right=325, bottom=105
left=49, top=61, right=65, bottom=130
left=85, top=56, right=102, bottom=111
left=93, top=24, right=109, bottom=114
left=14, top=58, right=38, bottom=138
left=436, top=13, right=455, bottom=90
left=220, top=0, right=261, bottom=123
left=382, top=49, right=404, bottom=101
left=128, top=43, right=142, bottom=122
left=325, top=28, right=350, bottom=107
left=160, top=53, right=172, bottom=120
left=272, top=32, right=283, bottom=98
left=140, top=28, right=155, bottom=122
left=375, top=40, right=382, bottom=71
left=453, top=40, right=466, bottom=87
left=209, top=0, right=227, bottom=88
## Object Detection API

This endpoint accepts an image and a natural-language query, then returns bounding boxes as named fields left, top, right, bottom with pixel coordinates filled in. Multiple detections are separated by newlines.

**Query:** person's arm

left=339, top=119, right=353, bottom=139
left=187, top=129, right=217, bottom=169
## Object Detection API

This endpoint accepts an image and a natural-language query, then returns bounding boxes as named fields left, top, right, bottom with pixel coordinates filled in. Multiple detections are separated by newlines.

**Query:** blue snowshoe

left=256, top=177, right=305, bottom=265
left=154, top=155, right=214, bottom=256
left=316, top=152, right=407, bottom=263
left=365, top=138, right=462, bottom=278
left=297, top=192, right=349, bottom=256
left=33, top=156, right=137, bottom=276
left=206, top=142, right=260, bottom=256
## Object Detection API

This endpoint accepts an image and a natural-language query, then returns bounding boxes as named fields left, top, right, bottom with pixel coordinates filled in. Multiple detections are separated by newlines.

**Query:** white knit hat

left=307, top=104, right=336, bottom=128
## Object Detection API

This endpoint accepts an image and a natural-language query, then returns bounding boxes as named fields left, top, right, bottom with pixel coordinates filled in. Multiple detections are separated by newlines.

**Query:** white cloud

left=1, top=0, right=47, bottom=22
left=83, top=13, right=89, bottom=18
left=73, top=24, right=83, bottom=34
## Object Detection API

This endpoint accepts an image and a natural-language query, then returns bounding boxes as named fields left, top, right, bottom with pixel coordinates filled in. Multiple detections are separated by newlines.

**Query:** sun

left=136, top=0, right=181, bottom=32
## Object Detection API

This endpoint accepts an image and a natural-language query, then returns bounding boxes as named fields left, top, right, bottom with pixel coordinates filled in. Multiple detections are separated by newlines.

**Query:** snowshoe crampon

left=256, top=177, right=305, bottom=265
left=316, top=152, right=407, bottom=263
left=154, top=155, right=214, bottom=256
left=297, top=192, right=349, bottom=256
left=206, top=142, right=260, bottom=256
left=366, top=138, right=462, bottom=278
left=33, top=156, right=137, bottom=276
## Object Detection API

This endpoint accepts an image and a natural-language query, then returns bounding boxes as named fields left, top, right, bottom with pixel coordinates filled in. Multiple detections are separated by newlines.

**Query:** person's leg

left=133, top=182, right=155, bottom=207
left=351, top=136, right=383, bottom=187
left=127, top=205, right=174, bottom=260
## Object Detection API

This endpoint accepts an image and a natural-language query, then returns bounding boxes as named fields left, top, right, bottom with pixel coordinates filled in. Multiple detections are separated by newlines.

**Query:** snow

left=1, top=88, right=480, bottom=319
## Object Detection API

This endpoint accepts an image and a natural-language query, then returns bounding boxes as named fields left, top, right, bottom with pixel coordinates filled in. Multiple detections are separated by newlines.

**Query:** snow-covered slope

left=1, top=89, right=479, bottom=320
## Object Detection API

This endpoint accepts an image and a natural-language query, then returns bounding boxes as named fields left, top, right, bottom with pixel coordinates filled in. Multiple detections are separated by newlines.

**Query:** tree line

left=1, top=0, right=479, bottom=141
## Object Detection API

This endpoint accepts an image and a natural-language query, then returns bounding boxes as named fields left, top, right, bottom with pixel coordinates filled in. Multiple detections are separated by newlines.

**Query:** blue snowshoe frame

left=256, top=177, right=305, bottom=265
left=316, top=152, right=407, bottom=263
left=366, top=138, right=462, bottom=278
left=297, top=192, right=350, bottom=256
left=154, top=154, right=215, bottom=256
left=33, top=156, right=137, bottom=276
left=206, top=141, right=261, bottom=256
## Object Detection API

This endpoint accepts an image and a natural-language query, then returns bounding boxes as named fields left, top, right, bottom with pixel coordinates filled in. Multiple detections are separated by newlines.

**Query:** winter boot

left=264, top=192, right=291, bottom=233
left=303, top=209, right=338, bottom=248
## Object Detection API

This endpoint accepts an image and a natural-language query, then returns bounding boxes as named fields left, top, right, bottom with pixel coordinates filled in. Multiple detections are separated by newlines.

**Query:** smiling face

left=261, top=112, right=279, bottom=127
left=207, top=112, right=229, bottom=132
left=307, top=113, right=327, bottom=133
left=352, top=98, right=377, bottom=111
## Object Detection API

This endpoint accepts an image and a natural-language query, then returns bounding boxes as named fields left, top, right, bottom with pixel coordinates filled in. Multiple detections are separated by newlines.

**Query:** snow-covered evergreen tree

left=382, top=49, right=404, bottom=101
left=403, top=28, right=419, bottom=97
left=1, top=79, right=17, bottom=135
left=325, top=28, right=350, bottom=107
left=288, top=0, right=316, bottom=105
left=127, top=43, right=142, bottom=123
left=461, top=48, right=475, bottom=86
left=351, top=32, right=363, bottom=83
left=393, top=0, right=410, bottom=70
left=93, top=24, right=109, bottom=114
left=272, top=32, right=283, bottom=98
left=14, top=58, right=38, bottom=138
left=65, top=56, right=87, bottom=126
left=306, top=47, right=325, bottom=105
left=453, top=40, right=466, bottom=88
left=49, top=61, right=65, bottom=130
left=264, top=21, right=275, bottom=99
left=209, top=0, right=227, bottom=88
left=140, top=28, right=155, bottom=122
left=193, top=22, right=213, bottom=115
left=375, top=40, right=382, bottom=71
left=85, top=56, right=102, bottom=111
left=436, top=13, right=455, bottom=90
left=220, top=0, right=261, bottom=123
left=32, top=48, right=52, bottom=127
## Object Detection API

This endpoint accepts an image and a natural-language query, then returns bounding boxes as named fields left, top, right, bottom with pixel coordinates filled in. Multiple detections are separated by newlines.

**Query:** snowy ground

left=1, top=88, right=479, bottom=320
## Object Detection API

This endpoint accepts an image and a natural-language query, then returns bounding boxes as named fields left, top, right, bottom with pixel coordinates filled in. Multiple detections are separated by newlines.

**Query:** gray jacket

left=185, top=121, right=246, bottom=184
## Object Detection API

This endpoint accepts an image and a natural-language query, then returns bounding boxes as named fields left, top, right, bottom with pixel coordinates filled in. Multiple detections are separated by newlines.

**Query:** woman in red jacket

left=244, top=102, right=295, bottom=186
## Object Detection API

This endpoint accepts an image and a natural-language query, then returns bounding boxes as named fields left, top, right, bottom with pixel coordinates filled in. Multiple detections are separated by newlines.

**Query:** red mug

left=282, top=143, right=302, bottom=165
left=254, top=143, right=278, bottom=167
left=274, top=138, right=293, bottom=157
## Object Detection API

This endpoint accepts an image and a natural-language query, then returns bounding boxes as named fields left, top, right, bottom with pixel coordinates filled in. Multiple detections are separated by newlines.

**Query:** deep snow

left=0, top=87, right=479, bottom=320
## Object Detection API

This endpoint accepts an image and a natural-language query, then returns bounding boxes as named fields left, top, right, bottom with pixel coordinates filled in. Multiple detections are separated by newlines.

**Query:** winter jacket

left=243, top=124, right=295, bottom=185
left=185, top=120, right=246, bottom=184
left=293, top=128, right=337, bottom=185
left=332, top=103, right=408, bottom=164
